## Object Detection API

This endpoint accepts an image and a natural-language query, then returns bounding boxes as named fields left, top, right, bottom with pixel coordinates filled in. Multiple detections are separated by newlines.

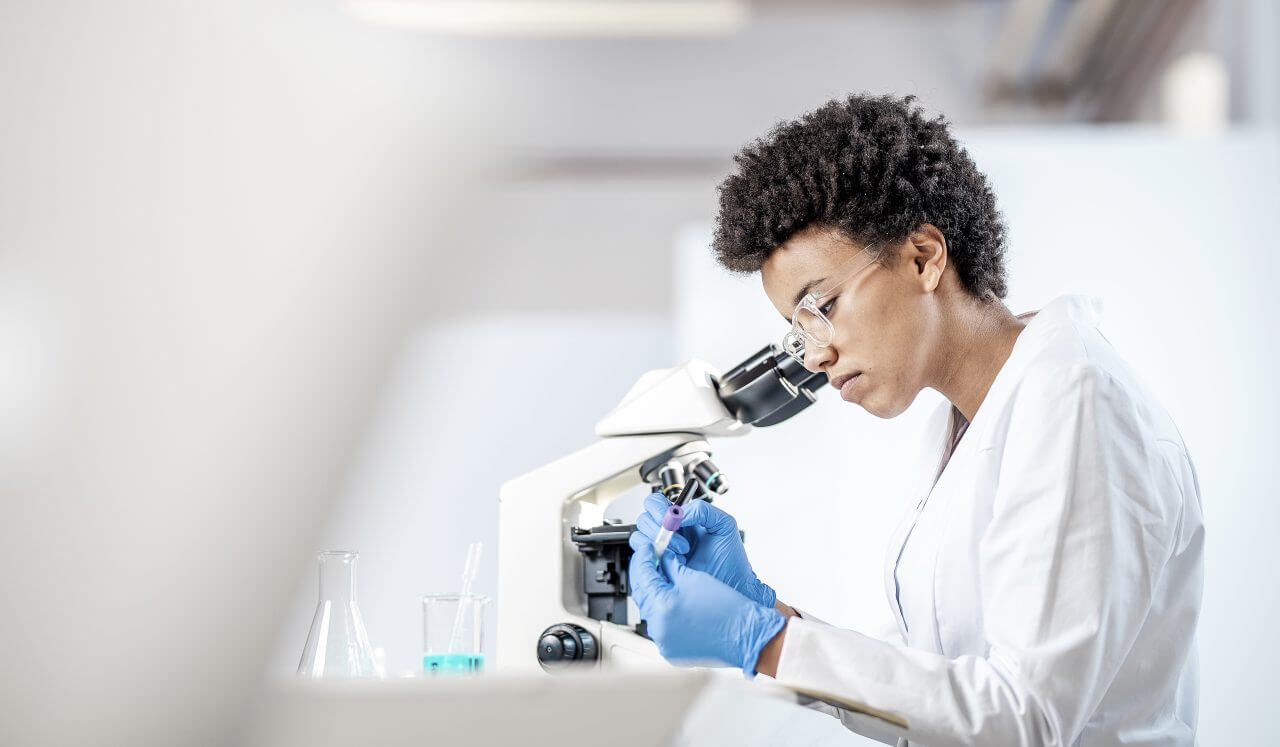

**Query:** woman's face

left=761, top=225, right=943, bottom=419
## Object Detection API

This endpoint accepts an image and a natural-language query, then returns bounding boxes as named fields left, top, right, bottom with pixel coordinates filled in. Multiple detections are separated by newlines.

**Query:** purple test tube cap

left=661, top=504, right=684, bottom=531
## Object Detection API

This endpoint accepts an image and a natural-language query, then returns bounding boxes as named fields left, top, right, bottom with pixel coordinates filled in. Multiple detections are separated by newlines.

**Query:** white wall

left=448, top=3, right=997, bottom=155
left=673, top=128, right=1280, bottom=744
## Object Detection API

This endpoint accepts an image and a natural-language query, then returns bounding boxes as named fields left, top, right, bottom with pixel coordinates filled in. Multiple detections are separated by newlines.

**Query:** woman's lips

left=840, top=373, right=863, bottom=401
left=830, top=371, right=863, bottom=400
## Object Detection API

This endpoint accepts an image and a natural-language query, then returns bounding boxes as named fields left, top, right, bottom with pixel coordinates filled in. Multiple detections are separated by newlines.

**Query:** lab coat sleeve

left=793, top=607, right=904, bottom=646
left=773, top=362, right=1176, bottom=746
left=787, top=609, right=904, bottom=745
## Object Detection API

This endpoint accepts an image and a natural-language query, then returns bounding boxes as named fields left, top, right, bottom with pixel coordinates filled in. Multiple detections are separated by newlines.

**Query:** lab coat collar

left=1029, top=294, right=1103, bottom=328
left=971, top=294, right=1104, bottom=434
left=913, top=296, right=1105, bottom=482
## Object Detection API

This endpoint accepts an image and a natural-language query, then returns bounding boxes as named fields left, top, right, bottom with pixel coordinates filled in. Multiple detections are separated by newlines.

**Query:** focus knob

left=536, top=623, right=597, bottom=671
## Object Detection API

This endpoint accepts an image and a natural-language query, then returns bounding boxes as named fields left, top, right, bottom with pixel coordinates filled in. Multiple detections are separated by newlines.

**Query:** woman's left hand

left=627, top=529, right=785, bottom=675
left=633, top=492, right=777, bottom=609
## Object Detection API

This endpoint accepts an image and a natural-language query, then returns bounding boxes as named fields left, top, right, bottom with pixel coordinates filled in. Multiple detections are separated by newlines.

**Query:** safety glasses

left=781, top=243, right=879, bottom=365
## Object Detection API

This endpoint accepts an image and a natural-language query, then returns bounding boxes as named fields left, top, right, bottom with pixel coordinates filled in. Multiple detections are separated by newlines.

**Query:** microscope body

left=496, top=347, right=825, bottom=673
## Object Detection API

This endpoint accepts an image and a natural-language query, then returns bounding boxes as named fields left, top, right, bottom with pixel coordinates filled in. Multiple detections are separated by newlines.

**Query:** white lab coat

left=773, top=296, right=1204, bottom=746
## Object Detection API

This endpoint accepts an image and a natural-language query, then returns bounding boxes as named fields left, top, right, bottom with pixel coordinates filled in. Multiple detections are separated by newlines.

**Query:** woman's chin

left=853, top=389, right=912, bottom=420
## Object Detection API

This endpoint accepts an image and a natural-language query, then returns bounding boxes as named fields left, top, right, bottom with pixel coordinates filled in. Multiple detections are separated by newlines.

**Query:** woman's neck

left=932, top=296, right=1026, bottom=422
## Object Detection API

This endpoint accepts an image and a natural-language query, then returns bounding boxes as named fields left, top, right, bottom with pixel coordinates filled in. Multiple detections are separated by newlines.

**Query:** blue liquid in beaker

left=423, top=653, right=484, bottom=675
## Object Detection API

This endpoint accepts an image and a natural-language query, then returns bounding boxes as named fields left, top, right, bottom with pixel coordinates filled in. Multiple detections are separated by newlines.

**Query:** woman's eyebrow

left=792, top=277, right=827, bottom=307
left=782, top=277, right=828, bottom=323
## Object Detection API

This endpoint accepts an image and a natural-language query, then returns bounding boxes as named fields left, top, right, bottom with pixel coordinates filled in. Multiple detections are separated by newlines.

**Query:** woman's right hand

left=633, top=492, right=776, bottom=608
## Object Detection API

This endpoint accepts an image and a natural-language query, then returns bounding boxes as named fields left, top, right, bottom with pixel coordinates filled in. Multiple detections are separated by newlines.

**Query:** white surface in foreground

left=245, top=669, right=863, bottom=747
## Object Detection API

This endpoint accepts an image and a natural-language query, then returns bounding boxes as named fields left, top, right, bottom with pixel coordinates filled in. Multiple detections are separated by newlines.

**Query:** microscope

left=496, top=345, right=827, bottom=673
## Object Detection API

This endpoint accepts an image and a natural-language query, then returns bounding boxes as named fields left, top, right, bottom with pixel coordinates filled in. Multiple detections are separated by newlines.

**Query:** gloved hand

left=634, top=492, right=776, bottom=609
left=628, top=530, right=785, bottom=675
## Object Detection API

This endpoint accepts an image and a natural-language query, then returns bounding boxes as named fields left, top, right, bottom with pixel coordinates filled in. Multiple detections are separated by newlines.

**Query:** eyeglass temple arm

left=715, top=344, right=828, bottom=428
left=808, top=242, right=881, bottom=303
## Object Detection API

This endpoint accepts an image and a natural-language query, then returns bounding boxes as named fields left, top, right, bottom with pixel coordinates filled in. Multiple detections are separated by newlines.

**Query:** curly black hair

left=713, top=94, right=1008, bottom=299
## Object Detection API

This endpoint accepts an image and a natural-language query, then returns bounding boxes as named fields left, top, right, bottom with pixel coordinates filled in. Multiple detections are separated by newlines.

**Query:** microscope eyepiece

left=716, top=345, right=827, bottom=427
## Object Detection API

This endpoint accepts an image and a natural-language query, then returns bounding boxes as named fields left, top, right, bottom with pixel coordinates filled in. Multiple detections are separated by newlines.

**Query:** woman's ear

left=909, top=224, right=948, bottom=293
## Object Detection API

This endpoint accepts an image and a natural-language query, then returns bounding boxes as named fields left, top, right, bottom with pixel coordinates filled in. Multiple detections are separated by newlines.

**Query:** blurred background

left=1, top=0, right=1276, bottom=744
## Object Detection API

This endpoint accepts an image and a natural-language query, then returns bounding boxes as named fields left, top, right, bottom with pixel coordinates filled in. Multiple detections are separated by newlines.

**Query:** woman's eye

left=819, top=298, right=836, bottom=315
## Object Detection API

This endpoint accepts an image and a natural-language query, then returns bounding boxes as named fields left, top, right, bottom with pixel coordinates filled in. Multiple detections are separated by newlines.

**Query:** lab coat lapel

left=883, top=401, right=955, bottom=639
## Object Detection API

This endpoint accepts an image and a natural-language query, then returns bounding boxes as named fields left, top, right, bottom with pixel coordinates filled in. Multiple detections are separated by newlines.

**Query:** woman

left=628, top=94, right=1204, bottom=746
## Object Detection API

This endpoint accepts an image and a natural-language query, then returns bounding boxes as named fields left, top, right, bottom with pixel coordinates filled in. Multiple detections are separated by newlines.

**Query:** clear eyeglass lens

left=794, top=306, right=832, bottom=345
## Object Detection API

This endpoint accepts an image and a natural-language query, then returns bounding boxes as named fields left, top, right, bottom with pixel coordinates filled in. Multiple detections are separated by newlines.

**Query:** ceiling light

left=344, top=0, right=749, bottom=38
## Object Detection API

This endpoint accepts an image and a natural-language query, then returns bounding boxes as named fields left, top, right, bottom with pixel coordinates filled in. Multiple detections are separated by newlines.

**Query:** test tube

left=652, top=504, right=684, bottom=559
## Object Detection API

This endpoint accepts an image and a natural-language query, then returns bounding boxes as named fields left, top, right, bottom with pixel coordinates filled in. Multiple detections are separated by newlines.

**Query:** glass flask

left=297, top=550, right=380, bottom=679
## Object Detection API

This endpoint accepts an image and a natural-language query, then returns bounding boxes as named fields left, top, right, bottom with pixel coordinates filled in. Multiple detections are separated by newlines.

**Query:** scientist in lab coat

left=628, top=94, right=1204, bottom=746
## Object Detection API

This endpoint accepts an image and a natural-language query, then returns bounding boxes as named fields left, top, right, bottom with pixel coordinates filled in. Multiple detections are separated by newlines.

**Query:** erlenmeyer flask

left=297, top=550, right=379, bottom=678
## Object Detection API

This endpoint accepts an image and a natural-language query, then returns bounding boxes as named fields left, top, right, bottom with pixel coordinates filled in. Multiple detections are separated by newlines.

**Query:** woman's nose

left=803, top=343, right=835, bottom=373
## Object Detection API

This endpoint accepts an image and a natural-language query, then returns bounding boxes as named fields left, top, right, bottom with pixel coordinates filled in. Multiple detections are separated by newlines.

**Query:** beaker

left=297, top=550, right=380, bottom=679
left=422, top=593, right=490, bottom=675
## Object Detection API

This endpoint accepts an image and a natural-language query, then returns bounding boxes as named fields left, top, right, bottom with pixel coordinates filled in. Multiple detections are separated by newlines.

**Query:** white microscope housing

left=496, top=345, right=827, bottom=673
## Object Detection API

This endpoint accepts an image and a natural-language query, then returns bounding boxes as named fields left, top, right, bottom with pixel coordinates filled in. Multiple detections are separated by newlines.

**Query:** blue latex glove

left=633, top=492, right=776, bottom=609
left=628, top=529, right=785, bottom=676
